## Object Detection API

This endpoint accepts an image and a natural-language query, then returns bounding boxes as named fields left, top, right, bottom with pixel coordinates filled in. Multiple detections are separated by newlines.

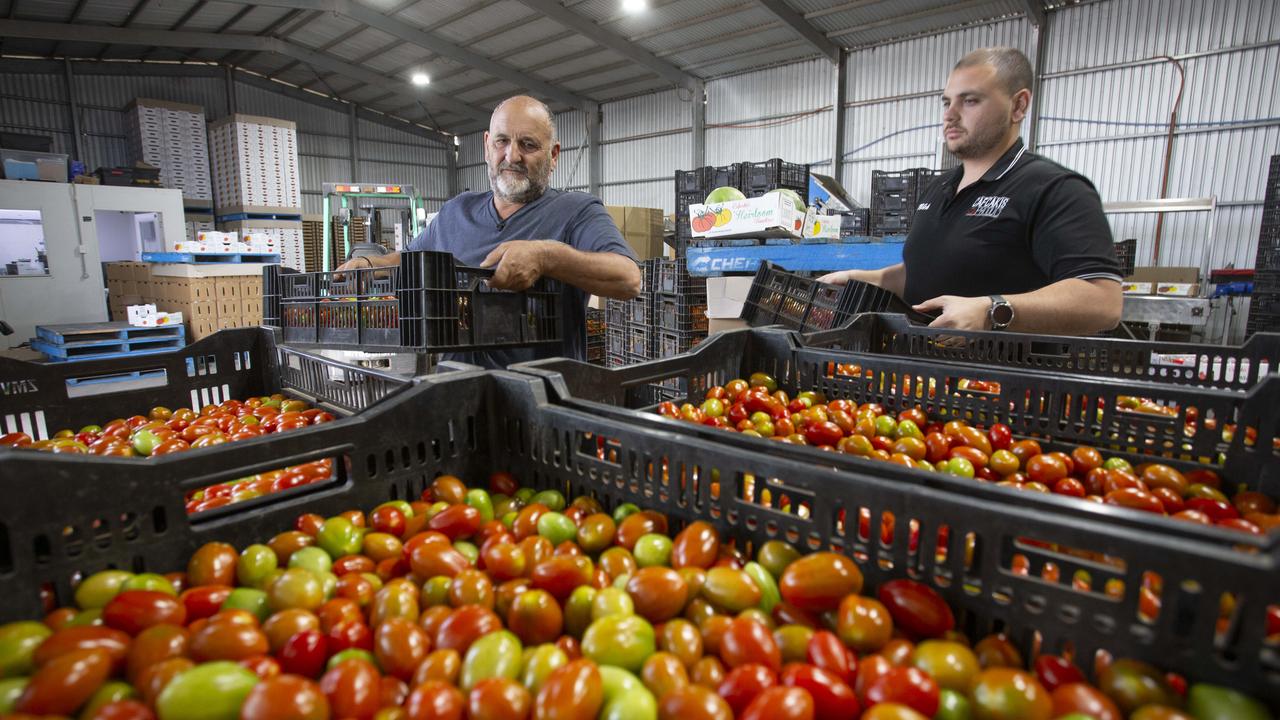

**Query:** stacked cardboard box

left=124, top=99, right=212, bottom=206
left=208, top=114, right=302, bottom=213
left=184, top=214, right=215, bottom=246
left=220, top=219, right=305, bottom=270
left=604, top=206, right=664, bottom=260
left=301, top=215, right=368, bottom=272
left=105, top=262, right=264, bottom=342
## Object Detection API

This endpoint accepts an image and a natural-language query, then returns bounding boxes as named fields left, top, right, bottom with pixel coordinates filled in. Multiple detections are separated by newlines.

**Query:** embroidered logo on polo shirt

left=917, top=202, right=931, bottom=211
left=967, top=196, right=1009, bottom=218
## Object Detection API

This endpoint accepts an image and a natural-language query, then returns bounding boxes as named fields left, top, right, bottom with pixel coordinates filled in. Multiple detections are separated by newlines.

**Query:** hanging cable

left=1151, top=55, right=1186, bottom=267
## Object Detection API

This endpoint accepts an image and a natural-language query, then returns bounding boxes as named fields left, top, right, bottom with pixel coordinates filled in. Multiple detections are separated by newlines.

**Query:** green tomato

left=122, top=573, right=177, bottom=596
left=131, top=429, right=162, bottom=456
left=514, top=487, right=536, bottom=503
left=288, top=546, right=333, bottom=577
left=0, top=621, right=51, bottom=678
left=743, top=562, right=781, bottom=613
left=612, top=503, right=640, bottom=524
left=260, top=398, right=282, bottom=409
left=155, top=661, right=259, bottom=720
left=756, top=541, right=801, bottom=580
left=564, top=586, right=597, bottom=638
left=501, top=511, right=518, bottom=529
left=376, top=500, right=415, bottom=519
left=460, top=630, right=523, bottom=690
left=895, top=419, right=923, bottom=440
left=317, top=517, right=362, bottom=558
left=916, top=459, right=936, bottom=472
left=520, top=644, right=567, bottom=694
left=1103, top=457, right=1133, bottom=473
left=221, top=587, right=271, bottom=623
left=754, top=419, right=775, bottom=438
left=601, top=687, right=658, bottom=720
left=612, top=573, right=631, bottom=590
left=79, top=680, right=136, bottom=719
left=0, top=677, right=26, bottom=713
left=1186, top=683, right=1270, bottom=720
left=465, top=489, right=495, bottom=524
left=454, top=541, right=479, bottom=565
left=748, top=372, right=777, bottom=393
left=267, top=568, right=324, bottom=612
left=425, top=502, right=449, bottom=520
left=935, top=688, right=973, bottom=720
left=537, top=512, right=578, bottom=546
left=421, top=576, right=452, bottom=607
left=582, top=615, right=655, bottom=673
left=632, top=534, right=673, bottom=568
left=66, top=608, right=103, bottom=627
left=73, top=570, right=134, bottom=610
left=599, top=666, right=645, bottom=703
left=873, top=415, right=898, bottom=438
left=700, top=398, right=725, bottom=418
left=531, top=490, right=565, bottom=512
left=236, top=544, right=278, bottom=588
left=591, top=588, right=635, bottom=621
left=946, top=456, right=975, bottom=479
left=327, top=649, right=378, bottom=670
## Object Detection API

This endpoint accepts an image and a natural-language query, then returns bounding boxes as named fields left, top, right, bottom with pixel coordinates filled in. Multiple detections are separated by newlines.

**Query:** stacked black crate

left=586, top=307, right=606, bottom=366
left=740, top=158, right=810, bottom=201
left=674, top=164, right=743, bottom=255
left=648, top=258, right=710, bottom=401
left=870, top=169, right=920, bottom=236
left=604, top=259, right=660, bottom=366
left=1248, top=155, right=1280, bottom=335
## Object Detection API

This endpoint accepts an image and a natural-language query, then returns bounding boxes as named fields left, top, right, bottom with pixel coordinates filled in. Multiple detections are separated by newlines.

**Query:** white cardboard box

left=688, top=194, right=805, bottom=240
left=706, top=275, right=755, bottom=319
left=802, top=209, right=842, bottom=240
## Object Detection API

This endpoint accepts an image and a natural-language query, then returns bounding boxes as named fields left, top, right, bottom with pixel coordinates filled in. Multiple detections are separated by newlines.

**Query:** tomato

left=739, top=685, right=813, bottom=720
left=657, top=618, right=704, bottom=669
left=103, top=591, right=186, bottom=636
left=658, top=684, right=733, bottom=720
left=778, top=553, right=861, bottom=613
left=84, top=698, right=157, bottom=720
left=33, top=625, right=130, bottom=669
left=241, top=674, right=330, bottom=720
left=627, top=567, right=689, bottom=623
left=531, top=556, right=594, bottom=601
left=701, top=568, right=761, bottom=613
left=320, top=658, right=380, bottom=718
left=153, top=661, right=259, bottom=719
left=278, top=629, right=327, bottom=678
left=0, top=620, right=52, bottom=677
left=719, top=617, right=781, bottom=672
left=781, top=664, right=858, bottom=720
left=1105, top=488, right=1164, bottom=514
left=910, top=640, right=978, bottom=693
left=717, top=663, right=776, bottom=714
left=1141, top=465, right=1189, bottom=496
left=671, top=522, right=719, bottom=569
left=691, top=656, right=726, bottom=688
left=861, top=703, right=929, bottom=720
left=415, top=648, right=462, bottom=686
left=404, top=679, right=465, bottom=720
left=1009, top=439, right=1041, bottom=464
left=125, top=624, right=189, bottom=683
left=503, top=589, right=561, bottom=646
left=862, top=666, right=939, bottom=716
left=582, top=614, right=655, bottom=673
left=468, top=676, right=532, bottom=720
left=191, top=615, right=269, bottom=662
left=1097, top=659, right=1179, bottom=714
left=534, top=658, right=603, bottom=720
left=1050, top=682, right=1122, bottom=720
left=970, top=668, right=1051, bottom=720
left=372, top=617, right=429, bottom=681
left=642, top=652, right=689, bottom=699
left=1186, top=682, right=1270, bottom=720
left=15, top=647, right=112, bottom=714
left=835, top=594, right=892, bottom=654
left=1033, top=654, right=1084, bottom=692
left=973, top=634, right=1023, bottom=669
left=877, top=579, right=953, bottom=639
left=460, top=630, right=522, bottom=691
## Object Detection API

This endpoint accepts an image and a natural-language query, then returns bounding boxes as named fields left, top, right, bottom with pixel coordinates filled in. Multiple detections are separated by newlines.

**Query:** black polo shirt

left=902, top=138, right=1122, bottom=305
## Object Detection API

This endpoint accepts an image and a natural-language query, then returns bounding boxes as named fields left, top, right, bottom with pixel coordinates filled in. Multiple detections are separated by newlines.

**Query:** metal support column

left=62, top=58, right=85, bottom=162
left=830, top=50, right=847, bottom=182
left=446, top=139, right=459, bottom=198
left=586, top=101, right=602, bottom=197
left=224, top=64, right=237, bottom=115
left=691, top=79, right=706, bottom=169
left=1025, top=15, right=1048, bottom=151
left=348, top=103, right=359, bottom=182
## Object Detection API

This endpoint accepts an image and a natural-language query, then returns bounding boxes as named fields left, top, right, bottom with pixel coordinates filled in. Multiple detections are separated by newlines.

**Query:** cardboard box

left=215, top=277, right=242, bottom=300
left=242, top=298, right=263, bottom=321
left=189, top=319, right=219, bottom=342
left=1122, top=282, right=1153, bottom=295
left=688, top=194, right=804, bottom=240
left=1155, top=282, right=1198, bottom=297
left=104, top=263, right=132, bottom=282
left=605, top=206, right=664, bottom=260
left=705, top=276, right=755, bottom=319
left=240, top=277, right=263, bottom=298
left=217, top=298, right=241, bottom=319
left=218, top=317, right=244, bottom=330
left=708, top=317, right=749, bottom=335
left=1127, top=267, right=1199, bottom=284
left=166, top=278, right=216, bottom=303
left=802, top=209, right=842, bottom=241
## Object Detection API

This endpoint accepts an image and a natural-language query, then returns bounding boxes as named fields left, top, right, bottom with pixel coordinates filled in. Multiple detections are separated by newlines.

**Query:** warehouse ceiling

left=0, top=0, right=1061, bottom=136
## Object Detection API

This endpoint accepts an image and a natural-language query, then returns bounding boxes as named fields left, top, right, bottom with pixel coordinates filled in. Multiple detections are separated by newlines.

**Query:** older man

left=341, top=95, right=641, bottom=367
left=821, top=48, right=1122, bottom=335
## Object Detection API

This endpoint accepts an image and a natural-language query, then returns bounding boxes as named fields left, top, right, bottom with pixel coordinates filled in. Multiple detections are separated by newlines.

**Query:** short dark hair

left=954, top=47, right=1034, bottom=97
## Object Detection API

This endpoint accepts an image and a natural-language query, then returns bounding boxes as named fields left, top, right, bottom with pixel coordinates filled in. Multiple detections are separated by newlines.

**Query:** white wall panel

left=707, top=59, right=834, bottom=168
left=602, top=89, right=691, bottom=141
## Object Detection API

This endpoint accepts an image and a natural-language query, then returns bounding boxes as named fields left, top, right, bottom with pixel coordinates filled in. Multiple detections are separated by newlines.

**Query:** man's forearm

left=1006, top=278, right=1122, bottom=334
left=540, top=243, right=642, bottom=299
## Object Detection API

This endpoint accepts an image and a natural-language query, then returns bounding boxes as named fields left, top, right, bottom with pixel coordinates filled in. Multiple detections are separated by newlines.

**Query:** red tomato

left=16, top=648, right=113, bottom=715
left=434, top=605, right=503, bottom=655
left=805, top=630, right=855, bottom=684
left=469, top=677, right=532, bottom=720
left=429, top=504, right=483, bottom=540
left=85, top=699, right=157, bottom=720
left=179, top=585, right=233, bottom=621
left=102, top=591, right=186, bottom=636
left=34, top=625, right=131, bottom=670
left=720, top=617, right=782, bottom=673
left=738, top=685, right=814, bottom=720
left=1050, top=682, right=1121, bottom=720
left=374, top=617, right=430, bottom=681
left=320, top=658, right=381, bottom=719
left=404, top=679, right=465, bottom=720
left=877, top=579, right=954, bottom=639
left=534, top=659, right=603, bottom=720
left=241, top=674, right=330, bottom=720
left=1033, top=654, right=1084, bottom=692
left=862, top=666, right=939, bottom=717
left=778, top=553, right=863, bottom=612
left=780, top=663, right=860, bottom=720
left=657, top=684, right=733, bottom=720
left=988, top=423, right=1013, bottom=450
left=717, top=663, right=777, bottom=715
left=278, top=629, right=328, bottom=678
left=1105, top=488, right=1165, bottom=514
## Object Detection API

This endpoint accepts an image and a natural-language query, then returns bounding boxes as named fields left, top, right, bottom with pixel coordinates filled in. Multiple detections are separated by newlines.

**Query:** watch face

left=992, top=303, right=1014, bottom=325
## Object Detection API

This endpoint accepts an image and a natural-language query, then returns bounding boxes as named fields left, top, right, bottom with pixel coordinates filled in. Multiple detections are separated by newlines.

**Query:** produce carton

left=802, top=209, right=842, bottom=240
left=1155, top=282, right=1198, bottom=297
left=1122, top=282, right=1153, bottom=295
left=688, top=194, right=805, bottom=240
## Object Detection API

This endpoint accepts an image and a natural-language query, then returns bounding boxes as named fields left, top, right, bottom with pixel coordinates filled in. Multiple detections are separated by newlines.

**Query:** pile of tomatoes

left=655, top=373, right=1280, bottom=536
left=0, top=472, right=1271, bottom=720
left=0, top=394, right=338, bottom=514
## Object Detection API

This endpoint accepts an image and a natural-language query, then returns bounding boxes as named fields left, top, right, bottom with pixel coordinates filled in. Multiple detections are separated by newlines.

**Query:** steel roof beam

left=1021, top=0, right=1046, bottom=28
left=0, top=19, right=490, bottom=129
left=514, top=0, right=699, bottom=90
left=756, top=0, right=840, bottom=63
left=825, top=0, right=992, bottom=38
left=249, top=0, right=595, bottom=111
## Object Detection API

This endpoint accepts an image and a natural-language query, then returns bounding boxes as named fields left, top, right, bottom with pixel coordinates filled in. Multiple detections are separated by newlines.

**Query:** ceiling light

left=411, top=72, right=430, bottom=86
left=622, top=0, right=646, bottom=13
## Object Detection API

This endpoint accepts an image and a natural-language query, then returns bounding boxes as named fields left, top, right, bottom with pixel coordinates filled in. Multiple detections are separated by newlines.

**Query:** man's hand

left=481, top=240, right=552, bottom=291
left=817, top=269, right=872, bottom=286
left=914, top=295, right=991, bottom=330
left=332, top=255, right=374, bottom=281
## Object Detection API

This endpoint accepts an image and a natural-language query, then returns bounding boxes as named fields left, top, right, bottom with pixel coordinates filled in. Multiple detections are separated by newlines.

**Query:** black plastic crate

left=740, top=261, right=897, bottom=332
left=656, top=258, right=708, bottom=295
left=266, top=251, right=564, bottom=352
left=656, top=293, right=709, bottom=333
left=675, top=164, right=743, bottom=195
left=5, top=368, right=1280, bottom=702
left=872, top=210, right=912, bottom=235
left=1254, top=270, right=1280, bottom=294
left=626, top=322, right=653, bottom=358
left=1249, top=292, right=1280, bottom=328
left=871, top=190, right=914, bottom=214
left=1256, top=244, right=1280, bottom=272
left=625, top=295, right=653, bottom=325
left=604, top=298, right=626, bottom=328
left=838, top=208, right=871, bottom=237
left=741, top=158, right=809, bottom=198
left=916, top=167, right=947, bottom=197
left=674, top=190, right=705, bottom=239
left=1115, top=238, right=1138, bottom=276
left=656, top=328, right=704, bottom=358
left=871, top=169, right=919, bottom=195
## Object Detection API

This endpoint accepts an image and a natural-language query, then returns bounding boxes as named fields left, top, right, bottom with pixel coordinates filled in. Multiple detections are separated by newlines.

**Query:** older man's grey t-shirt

left=408, top=188, right=636, bottom=369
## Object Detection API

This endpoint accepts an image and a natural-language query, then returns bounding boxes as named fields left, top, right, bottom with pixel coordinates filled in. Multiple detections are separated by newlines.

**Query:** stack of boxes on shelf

left=209, top=114, right=305, bottom=269
left=105, top=262, right=263, bottom=342
left=124, top=98, right=214, bottom=244
left=1249, top=155, right=1280, bottom=334
left=869, top=168, right=945, bottom=236
left=674, top=160, right=810, bottom=251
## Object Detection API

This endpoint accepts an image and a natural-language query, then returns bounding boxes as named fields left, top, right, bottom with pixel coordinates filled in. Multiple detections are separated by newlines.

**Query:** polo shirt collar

left=980, top=137, right=1028, bottom=183
left=486, top=187, right=558, bottom=225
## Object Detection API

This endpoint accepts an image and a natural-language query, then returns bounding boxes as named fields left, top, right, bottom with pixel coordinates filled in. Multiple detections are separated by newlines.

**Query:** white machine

left=0, top=180, right=187, bottom=345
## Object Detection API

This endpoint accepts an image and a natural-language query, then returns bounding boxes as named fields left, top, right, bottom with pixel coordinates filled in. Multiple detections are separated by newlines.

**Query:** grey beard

left=491, top=170, right=548, bottom=204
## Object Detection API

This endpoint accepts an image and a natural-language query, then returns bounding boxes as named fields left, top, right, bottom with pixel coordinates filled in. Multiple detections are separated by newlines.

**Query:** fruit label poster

left=688, top=196, right=804, bottom=239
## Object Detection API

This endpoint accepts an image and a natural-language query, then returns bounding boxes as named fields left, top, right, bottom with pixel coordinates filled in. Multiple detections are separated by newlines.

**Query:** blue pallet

left=142, top=251, right=280, bottom=264
left=33, top=338, right=186, bottom=362
left=215, top=212, right=302, bottom=222
left=684, top=241, right=905, bottom=277
left=36, top=323, right=184, bottom=346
